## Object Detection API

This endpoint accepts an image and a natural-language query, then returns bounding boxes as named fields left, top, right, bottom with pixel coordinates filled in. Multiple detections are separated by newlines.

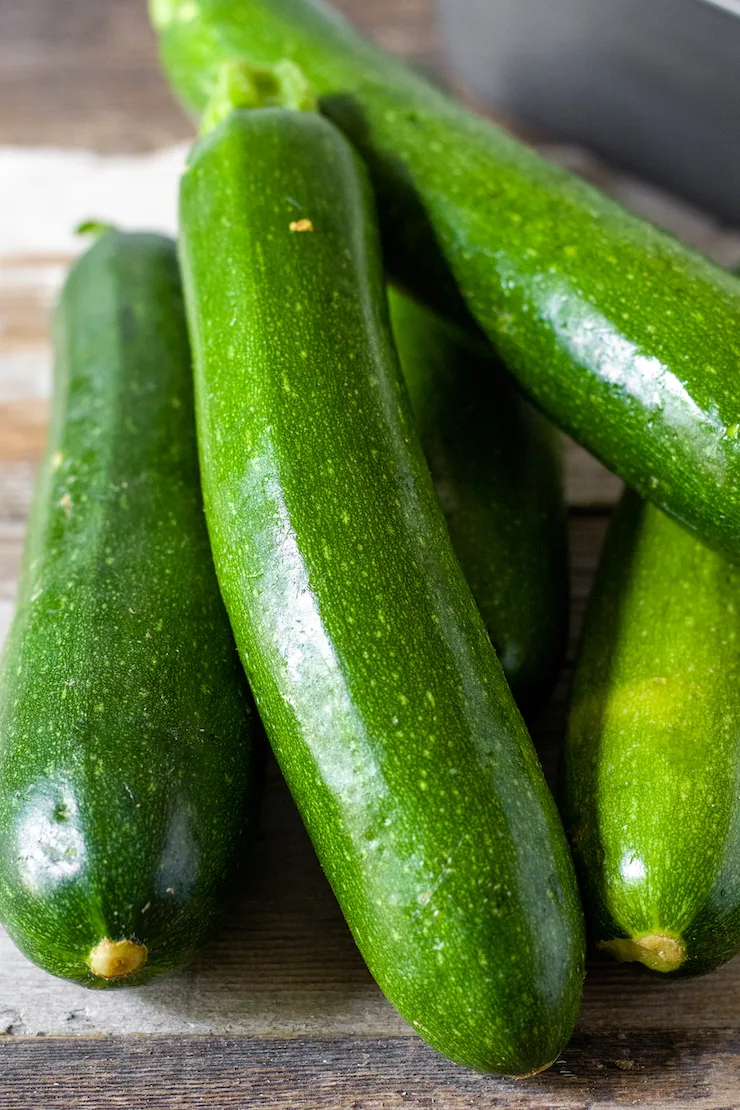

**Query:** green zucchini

left=388, top=289, right=567, bottom=714
left=179, top=103, right=584, bottom=1075
left=0, top=230, right=254, bottom=987
left=564, top=489, right=740, bottom=976
left=151, top=0, right=740, bottom=559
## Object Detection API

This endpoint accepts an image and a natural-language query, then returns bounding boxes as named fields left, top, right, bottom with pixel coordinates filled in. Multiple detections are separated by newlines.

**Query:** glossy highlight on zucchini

left=389, top=288, right=568, bottom=714
left=151, top=0, right=740, bottom=560
left=564, top=490, right=740, bottom=976
left=0, top=230, right=254, bottom=987
left=179, top=103, right=584, bottom=1075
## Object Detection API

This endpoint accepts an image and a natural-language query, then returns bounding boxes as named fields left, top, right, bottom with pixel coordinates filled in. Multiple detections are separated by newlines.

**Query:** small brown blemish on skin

left=59, top=493, right=73, bottom=518
left=289, top=218, right=314, bottom=233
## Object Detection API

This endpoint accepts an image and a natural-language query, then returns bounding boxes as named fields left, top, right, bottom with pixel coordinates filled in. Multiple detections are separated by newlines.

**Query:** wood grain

left=1, top=1031, right=740, bottom=1109
left=0, top=0, right=440, bottom=153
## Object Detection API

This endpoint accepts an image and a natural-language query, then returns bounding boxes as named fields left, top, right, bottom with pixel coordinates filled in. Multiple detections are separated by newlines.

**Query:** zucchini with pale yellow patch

left=564, top=490, right=740, bottom=975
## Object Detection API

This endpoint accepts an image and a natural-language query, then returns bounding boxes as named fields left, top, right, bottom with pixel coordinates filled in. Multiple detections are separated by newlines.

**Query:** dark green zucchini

left=179, top=101, right=583, bottom=1076
left=0, top=230, right=254, bottom=987
left=150, top=0, right=740, bottom=559
left=564, top=490, right=740, bottom=975
left=388, top=289, right=567, bottom=714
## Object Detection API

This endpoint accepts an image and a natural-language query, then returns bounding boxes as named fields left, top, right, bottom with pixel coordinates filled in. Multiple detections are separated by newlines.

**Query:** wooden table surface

left=2, top=1, right=740, bottom=1106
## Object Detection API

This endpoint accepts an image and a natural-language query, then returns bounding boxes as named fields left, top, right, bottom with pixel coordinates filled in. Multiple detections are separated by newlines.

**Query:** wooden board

left=2, top=1032, right=740, bottom=1109
left=2, top=0, right=740, bottom=1105
left=0, top=0, right=440, bottom=152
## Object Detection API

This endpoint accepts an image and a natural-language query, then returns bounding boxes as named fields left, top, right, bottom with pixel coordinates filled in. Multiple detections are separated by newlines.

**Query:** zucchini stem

left=75, top=220, right=118, bottom=240
left=88, top=937, right=148, bottom=979
left=600, top=933, right=685, bottom=973
left=201, top=59, right=316, bottom=135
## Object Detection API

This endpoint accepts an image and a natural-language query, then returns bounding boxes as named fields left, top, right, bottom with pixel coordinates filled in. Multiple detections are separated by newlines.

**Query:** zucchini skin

left=151, top=0, right=740, bottom=558
left=0, top=232, right=254, bottom=987
left=564, top=490, right=740, bottom=976
left=179, top=108, right=584, bottom=1075
left=388, top=289, right=568, bottom=715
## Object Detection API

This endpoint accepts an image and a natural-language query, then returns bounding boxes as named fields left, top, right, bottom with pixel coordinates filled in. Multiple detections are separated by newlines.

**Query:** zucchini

left=564, top=490, right=740, bottom=975
left=151, top=0, right=740, bottom=559
left=389, top=289, right=567, bottom=714
left=179, top=102, right=584, bottom=1075
left=0, top=230, right=254, bottom=987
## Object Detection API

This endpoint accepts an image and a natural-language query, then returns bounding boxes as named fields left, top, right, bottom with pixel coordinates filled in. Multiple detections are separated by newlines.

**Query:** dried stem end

left=88, top=937, right=148, bottom=980
left=600, top=933, right=685, bottom=973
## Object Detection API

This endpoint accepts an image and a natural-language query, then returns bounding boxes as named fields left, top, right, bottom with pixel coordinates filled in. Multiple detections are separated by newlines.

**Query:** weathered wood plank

left=1, top=1031, right=739, bottom=1109
left=0, top=463, right=36, bottom=521
left=0, top=0, right=440, bottom=153
left=0, top=402, right=48, bottom=461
